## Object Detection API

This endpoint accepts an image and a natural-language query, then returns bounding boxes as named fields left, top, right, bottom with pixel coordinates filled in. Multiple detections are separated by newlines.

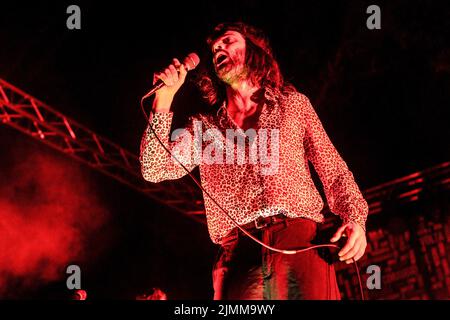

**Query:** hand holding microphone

left=144, top=53, right=200, bottom=113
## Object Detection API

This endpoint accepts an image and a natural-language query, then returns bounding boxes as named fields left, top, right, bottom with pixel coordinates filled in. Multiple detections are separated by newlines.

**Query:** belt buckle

left=255, top=216, right=269, bottom=229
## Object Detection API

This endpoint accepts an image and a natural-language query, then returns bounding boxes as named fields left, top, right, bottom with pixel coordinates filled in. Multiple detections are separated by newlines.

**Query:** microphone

left=143, top=53, right=200, bottom=99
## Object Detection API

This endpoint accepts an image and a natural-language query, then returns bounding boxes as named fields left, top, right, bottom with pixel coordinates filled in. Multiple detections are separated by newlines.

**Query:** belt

left=241, top=213, right=289, bottom=232
left=220, top=213, right=291, bottom=244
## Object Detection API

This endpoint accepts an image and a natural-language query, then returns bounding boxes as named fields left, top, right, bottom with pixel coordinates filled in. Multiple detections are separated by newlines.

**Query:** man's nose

left=213, top=42, right=223, bottom=53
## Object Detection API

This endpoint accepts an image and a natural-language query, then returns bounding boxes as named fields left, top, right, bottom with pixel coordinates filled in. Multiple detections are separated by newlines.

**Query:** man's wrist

left=152, top=94, right=174, bottom=113
left=344, top=220, right=366, bottom=233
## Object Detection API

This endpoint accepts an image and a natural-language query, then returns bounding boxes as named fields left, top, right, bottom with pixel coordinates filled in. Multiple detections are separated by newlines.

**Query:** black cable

left=140, top=95, right=365, bottom=300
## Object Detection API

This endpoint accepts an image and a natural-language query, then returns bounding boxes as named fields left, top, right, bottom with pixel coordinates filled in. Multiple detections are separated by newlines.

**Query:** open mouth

left=215, top=52, right=229, bottom=67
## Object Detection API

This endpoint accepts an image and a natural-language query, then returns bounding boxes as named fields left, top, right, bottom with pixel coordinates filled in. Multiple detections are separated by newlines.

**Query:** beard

left=215, top=60, right=247, bottom=85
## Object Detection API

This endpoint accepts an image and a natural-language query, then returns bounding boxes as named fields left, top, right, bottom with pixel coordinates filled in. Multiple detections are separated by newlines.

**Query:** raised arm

left=139, top=58, right=197, bottom=183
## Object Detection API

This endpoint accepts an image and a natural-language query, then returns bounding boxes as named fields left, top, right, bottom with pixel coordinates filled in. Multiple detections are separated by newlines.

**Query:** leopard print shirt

left=140, top=91, right=368, bottom=244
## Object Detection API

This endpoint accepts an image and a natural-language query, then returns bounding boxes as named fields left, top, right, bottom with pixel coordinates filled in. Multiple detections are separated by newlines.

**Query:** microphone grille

left=183, top=53, right=200, bottom=71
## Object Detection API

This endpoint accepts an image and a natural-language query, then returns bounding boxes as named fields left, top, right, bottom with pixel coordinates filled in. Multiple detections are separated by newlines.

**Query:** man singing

left=140, top=22, right=368, bottom=299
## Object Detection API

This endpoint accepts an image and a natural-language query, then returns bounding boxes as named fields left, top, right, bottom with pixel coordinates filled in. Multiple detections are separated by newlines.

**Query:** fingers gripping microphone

left=143, top=53, right=200, bottom=99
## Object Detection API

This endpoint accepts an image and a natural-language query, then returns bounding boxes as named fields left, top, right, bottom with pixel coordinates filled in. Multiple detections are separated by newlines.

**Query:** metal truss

left=321, top=161, right=450, bottom=228
left=363, top=161, right=450, bottom=214
left=1, top=78, right=448, bottom=225
left=0, top=78, right=204, bottom=221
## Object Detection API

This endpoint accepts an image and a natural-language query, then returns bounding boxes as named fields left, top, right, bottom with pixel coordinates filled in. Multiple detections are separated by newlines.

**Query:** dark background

left=0, top=0, right=449, bottom=299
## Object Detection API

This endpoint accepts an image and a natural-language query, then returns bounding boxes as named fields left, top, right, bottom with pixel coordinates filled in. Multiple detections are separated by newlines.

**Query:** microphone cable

left=140, top=94, right=365, bottom=300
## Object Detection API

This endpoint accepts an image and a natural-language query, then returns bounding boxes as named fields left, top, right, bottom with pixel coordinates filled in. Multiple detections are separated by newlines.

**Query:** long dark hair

left=196, top=22, right=292, bottom=107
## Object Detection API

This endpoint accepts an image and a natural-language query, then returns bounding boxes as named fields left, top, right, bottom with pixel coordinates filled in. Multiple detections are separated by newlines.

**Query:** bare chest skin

left=227, top=99, right=265, bottom=131
left=229, top=105, right=262, bottom=131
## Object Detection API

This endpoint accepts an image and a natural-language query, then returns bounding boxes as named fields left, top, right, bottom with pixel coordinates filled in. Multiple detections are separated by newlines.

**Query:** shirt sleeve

left=139, top=112, right=198, bottom=183
left=299, top=93, right=369, bottom=230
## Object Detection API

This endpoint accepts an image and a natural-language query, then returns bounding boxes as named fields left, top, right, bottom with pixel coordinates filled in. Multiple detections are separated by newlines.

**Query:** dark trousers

left=212, top=217, right=341, bottom=300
